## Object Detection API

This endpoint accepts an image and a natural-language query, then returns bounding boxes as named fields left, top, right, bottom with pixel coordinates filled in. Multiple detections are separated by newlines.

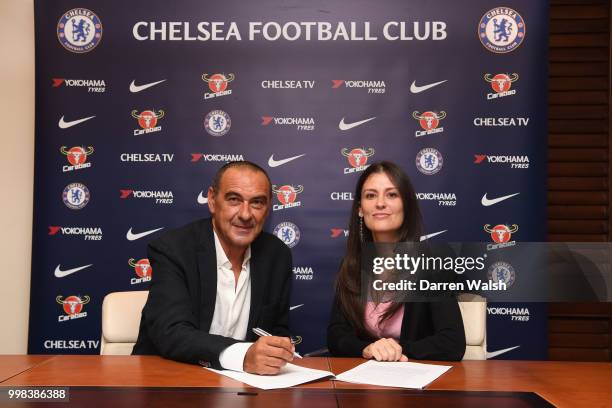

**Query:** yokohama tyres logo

left=120, top=189, right=174, bottom=204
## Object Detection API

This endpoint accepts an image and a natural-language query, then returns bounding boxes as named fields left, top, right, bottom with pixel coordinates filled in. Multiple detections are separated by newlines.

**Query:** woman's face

left=359, top=172, right=404, bottom=242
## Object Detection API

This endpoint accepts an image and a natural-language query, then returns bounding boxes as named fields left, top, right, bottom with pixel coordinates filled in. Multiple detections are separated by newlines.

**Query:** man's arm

left=242, top=240, right=295, bottom=374
left=142, top=240, right=239, bottom=367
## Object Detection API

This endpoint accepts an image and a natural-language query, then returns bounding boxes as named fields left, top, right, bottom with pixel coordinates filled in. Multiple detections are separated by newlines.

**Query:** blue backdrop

left=30, top=0, right=549, bottom=359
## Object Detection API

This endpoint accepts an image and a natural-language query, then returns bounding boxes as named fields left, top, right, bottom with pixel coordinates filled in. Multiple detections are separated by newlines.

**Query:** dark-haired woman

left=327, top=161, right=466, bottom=361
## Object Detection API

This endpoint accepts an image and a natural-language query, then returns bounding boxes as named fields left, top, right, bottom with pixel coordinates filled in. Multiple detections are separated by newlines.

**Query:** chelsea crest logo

left=478, top=7, right=525, bottom=53
left=57, top=8, right=103, bottom=53
left=273, top=222, right=301, bottom=248
left=487, top=261, right=516, bottom=288
left=204, top=110, right=232, bottom=137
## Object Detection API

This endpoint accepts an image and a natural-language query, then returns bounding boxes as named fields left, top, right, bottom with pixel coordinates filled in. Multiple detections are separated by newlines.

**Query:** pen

left=252, top=327, right=303, bottom=359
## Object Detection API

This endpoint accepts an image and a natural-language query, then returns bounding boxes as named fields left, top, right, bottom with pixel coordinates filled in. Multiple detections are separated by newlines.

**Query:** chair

left=457, top=293, right=487, bottom=360
left=100, top=290, right=149, bottom=355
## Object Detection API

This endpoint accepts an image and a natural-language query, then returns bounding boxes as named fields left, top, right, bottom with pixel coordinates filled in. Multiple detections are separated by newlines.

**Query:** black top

left=327, top=295, right=466, bottom=361
left=132, top=218, right=292, bottom=368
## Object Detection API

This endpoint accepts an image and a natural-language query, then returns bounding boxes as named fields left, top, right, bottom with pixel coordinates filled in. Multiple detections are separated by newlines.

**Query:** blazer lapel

left=198, top=219, right=217, bottom=332
left=246, top=244, right=265, bottom=339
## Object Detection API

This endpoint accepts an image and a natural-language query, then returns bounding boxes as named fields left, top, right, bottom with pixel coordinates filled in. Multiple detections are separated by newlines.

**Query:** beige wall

left=0, top=0, right=34, bottom=353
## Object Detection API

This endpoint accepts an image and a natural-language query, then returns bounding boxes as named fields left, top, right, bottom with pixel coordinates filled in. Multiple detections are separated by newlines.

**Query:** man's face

left=208, top=167, right=271, bottom=250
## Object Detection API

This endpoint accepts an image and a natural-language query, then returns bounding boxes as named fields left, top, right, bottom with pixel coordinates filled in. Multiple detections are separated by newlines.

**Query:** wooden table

left=0, top=355, right=610, bottom=407
left=0, top=355, right=54, bottom=383
left=0, top=355, right=332, bottom=389
left=330, top=358, right=612, bottom=407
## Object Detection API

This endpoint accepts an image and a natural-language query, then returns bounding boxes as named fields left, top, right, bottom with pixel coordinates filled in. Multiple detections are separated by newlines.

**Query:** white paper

left=206, top=363, right=334, bottom=390
left=334, top=360, right=452, bottom=389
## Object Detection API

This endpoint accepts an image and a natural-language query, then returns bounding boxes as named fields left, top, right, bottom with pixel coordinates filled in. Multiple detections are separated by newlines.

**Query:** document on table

left=206, top=363, right=334, bottom=390
left=334, top=360, right=452, bottom=389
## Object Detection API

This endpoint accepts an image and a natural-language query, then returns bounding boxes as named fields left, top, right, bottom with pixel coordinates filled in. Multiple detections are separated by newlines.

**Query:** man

left=133, top=161, right=295, bottom=375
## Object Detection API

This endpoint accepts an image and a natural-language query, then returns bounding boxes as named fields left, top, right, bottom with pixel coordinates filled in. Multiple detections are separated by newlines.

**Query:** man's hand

left=362, top=338, right=408, bottom=362
left=243, top=336, right=295, bottom=375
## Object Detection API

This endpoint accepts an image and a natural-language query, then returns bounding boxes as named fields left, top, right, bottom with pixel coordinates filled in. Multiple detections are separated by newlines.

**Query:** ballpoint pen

left=252, top=327, right=303, bottom=359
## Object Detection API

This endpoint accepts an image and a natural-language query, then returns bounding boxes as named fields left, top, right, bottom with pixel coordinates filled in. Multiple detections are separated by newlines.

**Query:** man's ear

left=207, top=187, right=216, bottom=214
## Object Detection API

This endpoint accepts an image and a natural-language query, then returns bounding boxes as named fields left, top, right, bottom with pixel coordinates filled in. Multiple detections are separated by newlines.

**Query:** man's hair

left=211, top=161, right=272, bottom=197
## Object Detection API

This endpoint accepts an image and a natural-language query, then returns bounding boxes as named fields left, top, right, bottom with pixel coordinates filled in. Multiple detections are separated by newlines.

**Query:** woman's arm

left=400, top=298, right=466, bottom=361
left=327, top=295, right=371, bottom=357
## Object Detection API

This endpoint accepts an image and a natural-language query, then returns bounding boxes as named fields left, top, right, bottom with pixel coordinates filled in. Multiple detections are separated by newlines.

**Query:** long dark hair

left=335, top=161, right=423, bottom=339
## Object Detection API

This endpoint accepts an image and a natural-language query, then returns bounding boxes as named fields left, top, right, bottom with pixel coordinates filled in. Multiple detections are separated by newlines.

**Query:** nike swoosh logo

left=129, top=79, right=166, bottom=93
left=486, top=345, right=520, bottom=359
left=268, top=154, right=306, bottom=168
left=58, top=115, right=96, bottom=129
left=197, top=191, right=208, bottom=205
left=419, top=230, right=447, bottom=241
left=339, top=116, right=376, bottom=131
left=290, top=304, right=304, bottom=311
left=54, top=264, right=93, bottom=278
left=481, top=193, right=520, bottom=207
left=126, top=227, right=164, bottom=241
left=410, top=80, right=448, bottom=94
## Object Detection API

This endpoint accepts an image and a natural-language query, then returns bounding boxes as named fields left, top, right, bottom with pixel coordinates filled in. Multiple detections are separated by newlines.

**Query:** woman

left=327, top=161, right=466, bottom=361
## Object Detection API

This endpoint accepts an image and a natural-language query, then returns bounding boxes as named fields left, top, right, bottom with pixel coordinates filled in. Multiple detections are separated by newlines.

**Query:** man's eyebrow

left=224, top=191, right=243, bottom=198
left=250, top=194, right=269, bottom=202
left=224, top=191, right=268, bottom=201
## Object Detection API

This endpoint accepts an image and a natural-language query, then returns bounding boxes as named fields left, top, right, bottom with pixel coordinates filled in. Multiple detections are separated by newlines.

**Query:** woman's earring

left=359, top=215, right=364, bottom=242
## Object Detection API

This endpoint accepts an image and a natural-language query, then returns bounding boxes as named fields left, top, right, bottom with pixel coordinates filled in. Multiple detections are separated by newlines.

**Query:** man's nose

left=238, top=201, right=253, bottom=220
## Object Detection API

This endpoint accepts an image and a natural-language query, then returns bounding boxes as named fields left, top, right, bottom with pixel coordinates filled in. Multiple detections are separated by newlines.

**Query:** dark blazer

left=327, top=296, right=466, bottom=361
left=132, top=218, right=292, bottom=368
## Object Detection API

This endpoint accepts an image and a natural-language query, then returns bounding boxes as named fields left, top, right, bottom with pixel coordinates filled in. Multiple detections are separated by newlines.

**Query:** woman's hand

left=362, top=338, right=408, bottom=362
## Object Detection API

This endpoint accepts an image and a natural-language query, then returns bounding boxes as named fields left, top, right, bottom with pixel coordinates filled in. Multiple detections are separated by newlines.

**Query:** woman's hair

left=335, top=161, right=423, bottom=339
